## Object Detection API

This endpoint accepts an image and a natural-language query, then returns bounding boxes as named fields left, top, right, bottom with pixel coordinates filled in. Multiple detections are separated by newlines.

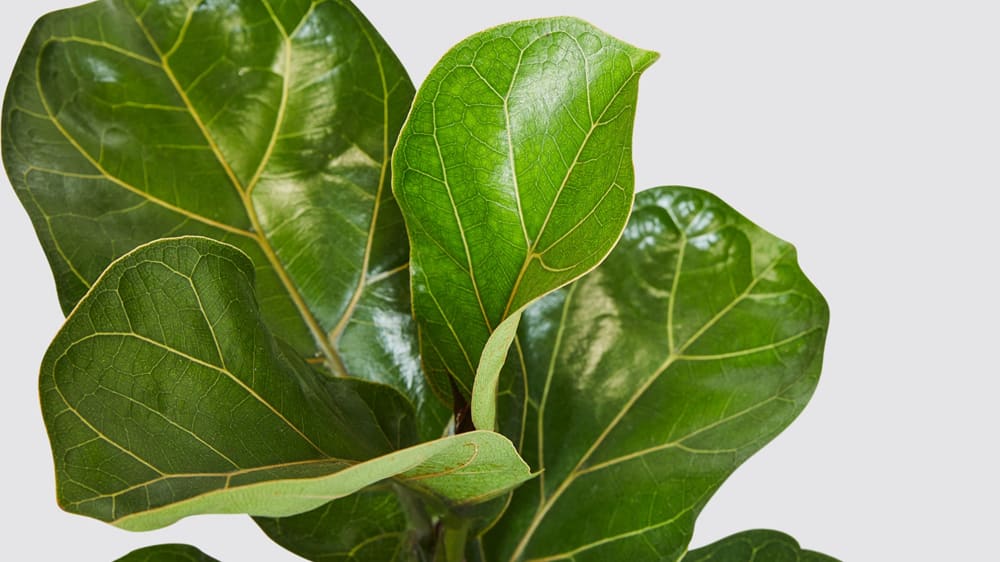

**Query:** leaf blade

left=482, top=186, right=830, bottom=560
left=393, top=17, right=658, bottom=398
left=4, top=0, right=447, bottom=436
left=3, top=1, right=422, bottom=380
left=41, top=236, right=531, bottom=531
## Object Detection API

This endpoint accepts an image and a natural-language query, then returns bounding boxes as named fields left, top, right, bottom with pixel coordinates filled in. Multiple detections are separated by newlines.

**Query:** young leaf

left=41, top=236, right=531, bottom=531
left=683, top=530, right=840, bottom=562
left=0, top=0, right=437, bottom=411
left=393, top=17, right=658, bottom=402
left=115, top=544, right=221, bottom=562
left=481, top=187, right=830, bottom=560
left=255, top=488, right=419, bottom=562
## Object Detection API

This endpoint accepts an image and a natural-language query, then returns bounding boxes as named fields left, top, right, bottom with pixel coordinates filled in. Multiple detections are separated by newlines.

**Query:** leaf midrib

left=129, top=5, right=353, bottom=374
left=29, top=59, right=256, bottom=241
left=327, top=2, right=396, bottom=346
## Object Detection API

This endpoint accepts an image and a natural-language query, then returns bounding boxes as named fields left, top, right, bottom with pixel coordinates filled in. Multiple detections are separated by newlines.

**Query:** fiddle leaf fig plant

left=3, top=1, right=838, bottom=560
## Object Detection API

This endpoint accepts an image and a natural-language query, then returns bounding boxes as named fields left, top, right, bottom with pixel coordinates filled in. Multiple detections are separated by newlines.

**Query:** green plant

left=3, top=1, right=836, bottom=560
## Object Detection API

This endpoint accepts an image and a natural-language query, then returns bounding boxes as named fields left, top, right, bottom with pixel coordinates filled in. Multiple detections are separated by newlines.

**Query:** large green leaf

left=393, top=17, right=658, bottom=402
left=256, top=488, right=422, bottom=562
left=337, top=259, right=451, bottom=442
left=1, top=0, right=449, bottom=433
left=479, top=187, right=829, bottom=560
left=115, top=544, right=220, bottom=562
left=683, top=530, right=839, bottom=562
left=41, top=236, right=531, bottom=531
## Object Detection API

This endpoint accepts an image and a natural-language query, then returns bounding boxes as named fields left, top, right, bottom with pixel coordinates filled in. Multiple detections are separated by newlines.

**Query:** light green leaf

left=393, top=17, right=658, bottom=402
left=480, top=187, right=830, bottom=560
left=683, top=530, right=840, bottom=562
left=256, top=488, right=422, bottom=562
left=471, top=311, right=522, bottom=430
left=41, top=236, right=532, bottom=532
left=1, top=0, right=449, bottom=434
left=109, top=428, right=528, bottom=533
left=115, top=544, right=220, bottom=562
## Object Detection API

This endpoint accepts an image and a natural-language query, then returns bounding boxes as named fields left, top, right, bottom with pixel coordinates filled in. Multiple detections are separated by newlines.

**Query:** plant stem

left=435, top=518, right=470, bottom=562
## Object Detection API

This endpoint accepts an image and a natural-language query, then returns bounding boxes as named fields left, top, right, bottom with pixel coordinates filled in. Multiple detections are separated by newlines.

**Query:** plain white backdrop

left=1, top=1, right=997, bottom=560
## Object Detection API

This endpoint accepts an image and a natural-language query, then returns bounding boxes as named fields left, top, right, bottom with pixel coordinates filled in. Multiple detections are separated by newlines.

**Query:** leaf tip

left=638, top=48, right=662, bottom=71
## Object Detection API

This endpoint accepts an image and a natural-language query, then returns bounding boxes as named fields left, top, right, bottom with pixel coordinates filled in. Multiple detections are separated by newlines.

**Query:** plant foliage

left=3, top=1, right=836, bottom=560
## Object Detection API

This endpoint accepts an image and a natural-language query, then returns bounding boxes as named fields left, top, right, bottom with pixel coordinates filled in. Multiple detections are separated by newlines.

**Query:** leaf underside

left=477, top=186, right=829, bottom=561
left=41, top=236, right=531, bottom=532
left=682, top=530, right=840, bottom=562
left=393, top=17, right=658, bottom=401
left=2, top=0, right=448, bottom=437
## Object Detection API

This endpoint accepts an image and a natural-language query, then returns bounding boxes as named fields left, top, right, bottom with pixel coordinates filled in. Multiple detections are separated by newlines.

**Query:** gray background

left=1, top=1, right=997, bottom=560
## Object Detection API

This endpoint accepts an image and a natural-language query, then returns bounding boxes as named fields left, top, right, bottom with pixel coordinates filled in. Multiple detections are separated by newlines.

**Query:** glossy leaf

left=683, top=530, right=840, bottom=562
left=41, top=236, right=531, bottom=531
left=338, top=260, right=451, bottom=442
left=393, top=17, right=658, bottom=400
left=256, top=488, right=421, bottom=562
left=0, top=0, right=450, bottom=432
left=479, top=187, right=830, bottom=560
left=115, top=544, right=220, bottom=562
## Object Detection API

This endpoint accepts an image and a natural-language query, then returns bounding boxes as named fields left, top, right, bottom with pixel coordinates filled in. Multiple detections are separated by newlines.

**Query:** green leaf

left=256, top=488, right=421, bottom=562
left=0, top=0, right=449, bottom=433
left=115, top=544, right=220, bottom=562
left=393, top=17, right=658, bottom=401
left=470, top=311, right=522, bottom=430
left=337, top=260, right=452, bottom=442
left=683, top=530, right=840, bottom=562
left=41, top=236, right=532, bottom=531
left=480, top=187, right=830, bottom=560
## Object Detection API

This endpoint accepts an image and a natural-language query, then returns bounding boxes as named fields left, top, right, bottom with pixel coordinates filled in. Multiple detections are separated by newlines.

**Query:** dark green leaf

left=115, top=544, right=220, bottom=562
left=256, top=488, right=422, bottom=562
left=481, top=187, right=830, bottom=560
left=393, top=17, right=658, bottom=401
left=1, top=0, right=448, bottom=434
left=338, top=261, right=452, bottom=442
left=683, top=530, right=840, bottom=562
left=41, top=236, right=531, bottom=531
